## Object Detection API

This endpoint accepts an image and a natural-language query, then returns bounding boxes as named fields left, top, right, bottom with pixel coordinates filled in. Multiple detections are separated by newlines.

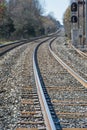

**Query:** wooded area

left=0, top=0, right=60, bottom=41
left=63, top=6, right=71, bottom=39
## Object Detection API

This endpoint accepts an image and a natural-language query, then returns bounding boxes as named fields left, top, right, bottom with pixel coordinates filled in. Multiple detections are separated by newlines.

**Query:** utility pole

left=85, top=0, right=87, bottom=45
left=78, top=0, right=84, bottom=47
left=82, top=0, right=85, bottom=47
left=78, top=0, right=86, bottom=47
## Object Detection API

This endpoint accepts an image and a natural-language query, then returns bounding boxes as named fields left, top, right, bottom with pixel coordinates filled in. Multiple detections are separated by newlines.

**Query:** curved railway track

left=50, top=30, right=87, bottom=85
left=0, top=36, right=51, bottom=130
left=0, top=33, right=62, bottom=130
left=37, top=30, right=87, bottom=129
left=1, top=29, right=87, bottom=130
left=0, top=36, right=51, bottom=56
left=0, top=33, right=58, bottom=56
left=33, top=37, right=62, bottom=130
left=0, top=39, right=28, bottom=56
left=49, top=41, right=87, bottom=88
left=68, top=45, right=87, bottom=79
left=16, top=35, right=62, bottom=130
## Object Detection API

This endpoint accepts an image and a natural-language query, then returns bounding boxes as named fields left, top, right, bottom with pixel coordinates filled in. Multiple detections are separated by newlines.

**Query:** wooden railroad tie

left=16, top=127, right=87, bottom=130
left=17, top=121, right=44, bottom=125
left=16, top=128, right=38, bottom=130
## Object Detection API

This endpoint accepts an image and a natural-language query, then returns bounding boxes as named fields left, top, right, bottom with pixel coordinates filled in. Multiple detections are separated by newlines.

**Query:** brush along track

left=37, top=32, right=87, bottom=128
left=50, top=29, right=87, bottom=84
left=0, top=37, right=51, bottom=130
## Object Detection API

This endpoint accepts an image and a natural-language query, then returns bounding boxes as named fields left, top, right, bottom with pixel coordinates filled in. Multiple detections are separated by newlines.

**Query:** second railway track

left=50, top=29, right=87, bottom=84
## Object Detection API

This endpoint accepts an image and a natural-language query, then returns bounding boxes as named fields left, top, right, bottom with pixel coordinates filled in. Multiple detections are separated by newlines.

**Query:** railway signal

left=71, top=0, right=78, bottom=46
left=71, top=15, right=78, bottom=23
left=71, top=2, right=78, bottom=12
left=71, top=0, right=86, bottom=47
left=78, top=0, right=85, bottom=5
left=71, top=1, right=78, bottom=23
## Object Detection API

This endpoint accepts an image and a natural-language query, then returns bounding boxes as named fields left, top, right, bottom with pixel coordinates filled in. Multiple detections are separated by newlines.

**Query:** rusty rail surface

left=71, top=44, right=87, bottom=58
left=49, top=41, right=87, bottom=88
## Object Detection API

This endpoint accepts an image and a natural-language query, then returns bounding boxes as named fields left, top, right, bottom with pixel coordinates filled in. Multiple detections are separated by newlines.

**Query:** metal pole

left=78, top=0, right=80, bottom=29
left=83, top=0, right=85, bottom=47
left=85, top=0, right=87, bottom=45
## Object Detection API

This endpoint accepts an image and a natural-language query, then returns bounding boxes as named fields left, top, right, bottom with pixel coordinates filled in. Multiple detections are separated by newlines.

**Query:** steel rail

left=0, top=39, right=28, bottom=56
left=71, top=44, right=87, bottom=58
left=63, top=128, right=87, bottom=130
left=0, top=36, right=50, bottom=56
left=33, top=37, right=61, bottom=130
left=49, top=41, right=87, bottom=88
left=0, top=31, right=60, bottom=56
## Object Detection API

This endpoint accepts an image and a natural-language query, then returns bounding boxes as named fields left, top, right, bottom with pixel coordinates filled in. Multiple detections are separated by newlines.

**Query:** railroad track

left=49, top=31, right=87, bottom=86
left=37, top=31, right=87, bottom=128
left=14, top=33, right=62, bottom=130
left=17, top=32, right=87, bottom=129
left=1, top=29, right=87, bottom=129
left=0, top=39, right=28, bottom=56
left=0, top=37, right=49, bottom=130
left=0, top=32, right=58, bottom=56
left=49, top=39, right=87, bottom=88
left=33, top=37, right=62, bottom=130
left=0, top=31, right=61, bottom=130
left=0, top=37, right=47, bottom=56
left=17, top=86, right=46, bottom=130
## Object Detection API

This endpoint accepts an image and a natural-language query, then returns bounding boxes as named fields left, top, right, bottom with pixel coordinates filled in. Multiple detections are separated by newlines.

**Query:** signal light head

left=71, top=2, right=77, bottom=12
left=71, top=16, right=78, bottom=23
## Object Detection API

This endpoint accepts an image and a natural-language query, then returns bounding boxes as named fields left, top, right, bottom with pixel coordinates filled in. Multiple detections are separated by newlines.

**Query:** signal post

left=71, top=0, right=78, bottom=47
left=71, top=0, right=86, bottom=48
left=85, top=0, right=87, bottom=45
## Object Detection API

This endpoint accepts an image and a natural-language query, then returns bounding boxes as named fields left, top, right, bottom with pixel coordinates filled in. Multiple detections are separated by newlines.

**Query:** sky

left=39, top=0, right=70, bottom=24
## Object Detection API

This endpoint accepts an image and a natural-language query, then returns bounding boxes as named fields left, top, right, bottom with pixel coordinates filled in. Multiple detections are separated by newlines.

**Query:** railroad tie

left=63, top=128, right=87, bottom=130
left=21, top=99, right=34, bottom=105
left=17, top=121, right=44, bottom=125
left=16, top=128, right=38, bottom=130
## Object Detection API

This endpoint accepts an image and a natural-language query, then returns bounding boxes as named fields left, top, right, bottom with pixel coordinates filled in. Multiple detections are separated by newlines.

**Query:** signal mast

left=71, top=0, right=86, bottom=48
